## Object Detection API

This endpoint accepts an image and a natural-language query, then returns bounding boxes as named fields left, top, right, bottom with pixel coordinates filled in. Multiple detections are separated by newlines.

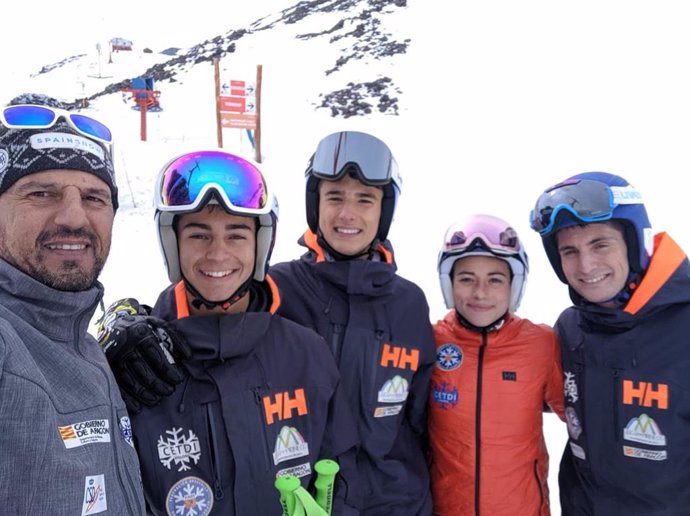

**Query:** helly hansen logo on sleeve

left=623, top=380, right=668, bottom=409
left=263, top=388, right=308, bottom=424
left=380, top=343, right=419, bottom=371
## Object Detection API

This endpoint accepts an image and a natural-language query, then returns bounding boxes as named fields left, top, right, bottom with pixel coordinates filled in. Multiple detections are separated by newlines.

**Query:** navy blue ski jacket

left=268, top=230, right=436, bottom=516
left=556, top=233, right=690, bottom=516
left=131, top=280, right=360, bottom=515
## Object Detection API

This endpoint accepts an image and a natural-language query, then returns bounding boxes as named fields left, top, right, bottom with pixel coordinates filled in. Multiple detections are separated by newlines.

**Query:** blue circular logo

left=436, top=343, right=463, bottom=371
left=166, top=476, right=214, bottom=516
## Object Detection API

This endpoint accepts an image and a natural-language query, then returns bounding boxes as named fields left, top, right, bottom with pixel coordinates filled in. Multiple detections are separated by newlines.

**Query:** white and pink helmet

left=437, top=214, right=529, bottom=312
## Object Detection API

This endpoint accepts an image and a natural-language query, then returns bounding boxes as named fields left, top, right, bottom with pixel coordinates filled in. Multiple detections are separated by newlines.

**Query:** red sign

left=230, top=80, right=246, bottom=96
left=219, top=96, right=246, bottom=113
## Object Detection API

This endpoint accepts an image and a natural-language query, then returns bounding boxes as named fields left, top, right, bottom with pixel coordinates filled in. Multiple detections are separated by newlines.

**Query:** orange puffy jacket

left=428, top=311, right=565, bottom=516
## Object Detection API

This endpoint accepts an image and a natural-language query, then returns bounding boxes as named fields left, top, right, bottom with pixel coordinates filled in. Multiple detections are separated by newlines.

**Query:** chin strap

left=183, top=275, right=253, bottom=312
left=316, top=231, right=379, bottom=262
left=455, top=310, right=508, bottom=333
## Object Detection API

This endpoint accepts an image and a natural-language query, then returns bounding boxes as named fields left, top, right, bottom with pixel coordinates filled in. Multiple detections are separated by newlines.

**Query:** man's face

left=556, top=221, right=630, bottom=307
left=0, top=170, right=114, bottom=291
left=318, top=174, right=383, bottom=257
left=178, top=206, right=256, bottom=313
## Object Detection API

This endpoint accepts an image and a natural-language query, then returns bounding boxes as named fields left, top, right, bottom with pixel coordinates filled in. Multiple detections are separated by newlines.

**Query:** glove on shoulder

left=97, top=298, right=191, bottom=413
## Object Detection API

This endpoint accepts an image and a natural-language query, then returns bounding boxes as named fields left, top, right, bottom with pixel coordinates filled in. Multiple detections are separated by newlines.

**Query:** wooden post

left=214, top=57, right=223, bottom=148
left=140, top=97, right=147, bottom=141
left=254, top=64, right=263, bottom=163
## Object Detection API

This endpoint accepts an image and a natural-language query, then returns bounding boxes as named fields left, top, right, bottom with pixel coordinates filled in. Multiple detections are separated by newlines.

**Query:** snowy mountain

left=4, top=2, right=690, bottom=513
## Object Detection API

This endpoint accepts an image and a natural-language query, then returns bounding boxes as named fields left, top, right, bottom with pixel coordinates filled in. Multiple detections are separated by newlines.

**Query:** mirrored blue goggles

left=0, top=104, right=113, bottom=147
left=156, top=151, right=271, bottom=215
left=444, top=219, right=519, bottom=256
left=530, top=179, right=616, bottom=235
left=310, top=131, right=400, bottom=186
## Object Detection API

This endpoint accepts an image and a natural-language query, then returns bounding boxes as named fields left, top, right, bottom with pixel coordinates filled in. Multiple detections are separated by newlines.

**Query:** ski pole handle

left=314, top=459, right=340, bottom=515
left=274, top=475, right=301, bottom=516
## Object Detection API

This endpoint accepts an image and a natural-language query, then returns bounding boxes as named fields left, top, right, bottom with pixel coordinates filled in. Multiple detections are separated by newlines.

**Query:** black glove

left=97, top=298, right=192, bottom=413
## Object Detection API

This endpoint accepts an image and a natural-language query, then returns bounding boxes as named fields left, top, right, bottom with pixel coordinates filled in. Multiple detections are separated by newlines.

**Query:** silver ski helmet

left=438, top=214, right=529, bottom=312
left=305, top=130, right=402, bottom=242
left=154, top=150, right=278, bottom=283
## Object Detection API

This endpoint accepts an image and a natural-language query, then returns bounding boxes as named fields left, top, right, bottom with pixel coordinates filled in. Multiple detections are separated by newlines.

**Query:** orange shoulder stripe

left=174, top=281, right=190, bottom=319
left=625, top=233, right=686, bottom=315
left=304, top=230, right=326, bottom=263
left=265, top=274, right=281, bottom=314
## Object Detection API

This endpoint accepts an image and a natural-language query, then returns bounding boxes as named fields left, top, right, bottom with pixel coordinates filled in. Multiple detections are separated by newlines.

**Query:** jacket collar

left=0, top=258, right=103, bottom=342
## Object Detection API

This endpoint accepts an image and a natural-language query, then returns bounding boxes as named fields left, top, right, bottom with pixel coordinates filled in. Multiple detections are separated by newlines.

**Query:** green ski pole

left=293, top=486, right=327, bottom=516
left=314, top=459, right=340, bottom=515
left=275, top=475, right=301, bottom=516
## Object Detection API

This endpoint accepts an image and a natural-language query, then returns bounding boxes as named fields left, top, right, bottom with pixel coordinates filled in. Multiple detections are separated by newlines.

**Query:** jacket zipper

left=611, top=368, right=620, bottom=442
left=206, top=403, right=225, bottom=501
left=74, top=308, right=138, bottom=515
left=474, top=331, right=487, bottom=516
left=330, top=323, right=344, bottom=365
left=254, top=387, right=273, bottom=468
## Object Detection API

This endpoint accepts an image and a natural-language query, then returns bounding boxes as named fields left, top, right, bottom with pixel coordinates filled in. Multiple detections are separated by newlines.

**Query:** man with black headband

left=98, top=150, right=359, bottom=515
left=0, top=93, right=146, bottom=514
left=267, top=131, right=435, bottom=515
left=530, top=171, right=690, bottom=514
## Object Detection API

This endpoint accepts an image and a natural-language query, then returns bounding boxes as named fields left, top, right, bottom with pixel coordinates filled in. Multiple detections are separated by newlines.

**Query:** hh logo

left=380, top=343, right=419, bottom=371
left=263, top=388, right=308, bottom=425
left=623, top=380, right=668, bottom=410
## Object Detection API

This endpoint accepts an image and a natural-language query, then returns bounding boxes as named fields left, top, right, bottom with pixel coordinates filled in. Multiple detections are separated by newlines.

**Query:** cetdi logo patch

left=431, top=381, right=459, bottom=410
left=166, top=476, right=214, bottom=516
left=273, top=426, right=310, bottom=465
left=158, top=427, right=201, bottom=472
left=435, top=343, right=463, bottom=371
left=623, top=413, right=667, bottom=446
left=59, top=419, right=111, bottom=449
left=82, top=474, right=107, bottom=515
left=377, top=375, right=409, bottom=403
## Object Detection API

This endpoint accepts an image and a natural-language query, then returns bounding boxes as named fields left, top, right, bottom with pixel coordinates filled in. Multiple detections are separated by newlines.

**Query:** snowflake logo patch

left=166, top=476, right=213, bottom=516
left=158, top=427, right=201, bottom=472
left=436, top=343, right=463, bottom=371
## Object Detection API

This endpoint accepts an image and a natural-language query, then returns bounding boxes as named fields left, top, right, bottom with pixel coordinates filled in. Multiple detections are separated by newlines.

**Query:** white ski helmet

left=154, top=150, right=278, bottom=284
left=437, top=214, right=529, bottom=312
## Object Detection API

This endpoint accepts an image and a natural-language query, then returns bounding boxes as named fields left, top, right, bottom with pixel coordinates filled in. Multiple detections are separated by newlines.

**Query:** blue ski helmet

left=530, top=171, right=653, bottom=283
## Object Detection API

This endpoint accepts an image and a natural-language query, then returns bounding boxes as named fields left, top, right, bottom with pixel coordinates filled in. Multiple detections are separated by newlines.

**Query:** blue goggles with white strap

left=155, top=150, right=271, bottom=215
left=530, top=178, right=643, bottom=236
left=0, top=104, right=113, bottom=148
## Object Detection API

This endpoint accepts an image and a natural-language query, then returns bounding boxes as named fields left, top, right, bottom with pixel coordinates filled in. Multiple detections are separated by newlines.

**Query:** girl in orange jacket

left=428, top=214, right=565, bottom=516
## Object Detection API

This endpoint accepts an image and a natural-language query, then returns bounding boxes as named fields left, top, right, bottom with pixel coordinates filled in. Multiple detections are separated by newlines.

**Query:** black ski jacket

left=557, top=233, right=690, bottom=515
left=268, top=230, right=436, bottom=516
left=131, top=280, right=360, bottom=515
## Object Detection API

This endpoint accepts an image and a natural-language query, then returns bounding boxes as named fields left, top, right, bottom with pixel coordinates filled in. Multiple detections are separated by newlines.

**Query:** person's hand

left=97, top=298, right=192, bottom=413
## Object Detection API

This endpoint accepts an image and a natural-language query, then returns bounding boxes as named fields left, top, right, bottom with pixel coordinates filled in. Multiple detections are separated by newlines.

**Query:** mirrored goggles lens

left=1, top=104, right=113, bottom=146
left=157, top=151, right=270, bottom=214
left=310, top=131, right=398, bottom=186
left=445, top=218, right=519, bottom=255
left=530, top=179, right=615, bottom=235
